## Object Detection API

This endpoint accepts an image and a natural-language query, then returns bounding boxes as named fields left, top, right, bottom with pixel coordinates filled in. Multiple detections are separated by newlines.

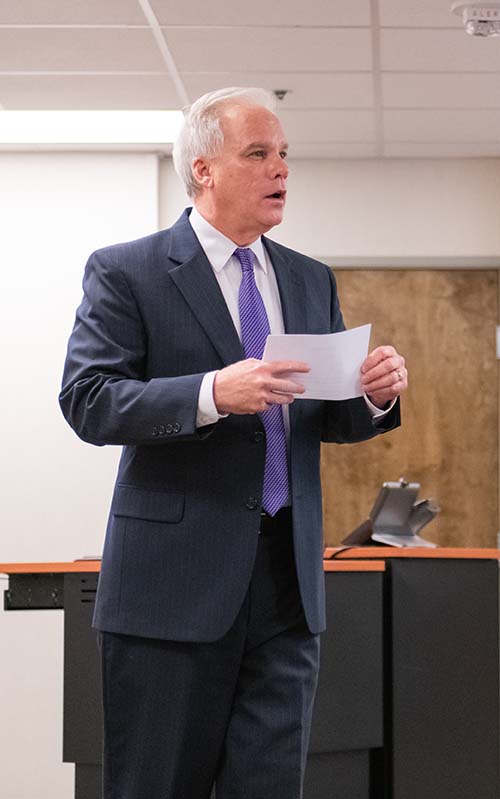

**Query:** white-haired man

left=60, top=87, right=406, bottom=798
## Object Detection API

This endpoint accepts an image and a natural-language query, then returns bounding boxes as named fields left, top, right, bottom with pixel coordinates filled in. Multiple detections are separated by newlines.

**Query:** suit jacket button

left=165, top=423, right=174, bottom=434
left=173, top=422, right=182, bottom=433
left=245, top=497, right=258, bottom=510
left=159, top=424, right=166, bottom=435
left=152, top=426, right=159, bottom=436
left=254, top=431, right=264, bottom=443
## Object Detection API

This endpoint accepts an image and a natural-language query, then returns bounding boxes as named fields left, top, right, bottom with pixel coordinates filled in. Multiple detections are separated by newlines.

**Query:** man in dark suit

left=60, top=87, right=406, bottom=799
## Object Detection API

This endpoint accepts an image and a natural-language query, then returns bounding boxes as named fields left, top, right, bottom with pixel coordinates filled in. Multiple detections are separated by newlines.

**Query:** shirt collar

left=189, top=205, right=268, bottom=274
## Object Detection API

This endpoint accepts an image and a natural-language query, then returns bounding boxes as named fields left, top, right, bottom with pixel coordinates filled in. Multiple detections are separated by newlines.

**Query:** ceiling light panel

left=0, top=110, right=183, bottom=144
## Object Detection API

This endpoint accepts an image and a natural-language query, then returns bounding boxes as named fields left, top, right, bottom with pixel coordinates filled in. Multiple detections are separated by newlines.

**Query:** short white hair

left=172, top=87, right=277, bottom=199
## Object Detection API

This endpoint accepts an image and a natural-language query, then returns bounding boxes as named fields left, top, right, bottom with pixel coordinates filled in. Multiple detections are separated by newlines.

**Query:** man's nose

left=270, top=153, right=288, bottom=179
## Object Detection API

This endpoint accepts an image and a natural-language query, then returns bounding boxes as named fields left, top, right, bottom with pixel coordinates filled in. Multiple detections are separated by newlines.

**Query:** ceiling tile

left=288, top=141, right=378, bottom=158
left=165, top=28, right=372, bottom=72
left=385, top=141, right=500, bottom=157
left=151, top=0, right=370, bottom=26
left=379, top=0, right=461, bottom=28
left=0, top=0, right=146, bottom=25
left=182, top=72, right=373, bottom=108
left=280, top=109, right=375, bottom=143
left=0, top=75, right=180, bottom=109
left=382, top=29, right=500, bottom=71
left=383, top=73, right=500, bottom=108
left=0, top=29, right=164, bottom=70
left=385, top=109, right=500, bottom=141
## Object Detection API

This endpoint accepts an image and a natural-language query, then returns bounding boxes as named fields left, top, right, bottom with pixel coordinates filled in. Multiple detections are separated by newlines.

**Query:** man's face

left=199, top=103, right=289, bottom=243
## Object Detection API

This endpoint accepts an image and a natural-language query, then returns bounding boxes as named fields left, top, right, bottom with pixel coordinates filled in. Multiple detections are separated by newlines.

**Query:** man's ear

left=192, top=157, right=214, bottom=191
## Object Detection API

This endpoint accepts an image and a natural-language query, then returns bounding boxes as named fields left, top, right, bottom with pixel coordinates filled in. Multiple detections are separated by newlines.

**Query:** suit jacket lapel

left=263, top=238, right=307, bottom=335
left=167, top=211, right=244, bottom=366
left=166, top=213, right=308, bottom=372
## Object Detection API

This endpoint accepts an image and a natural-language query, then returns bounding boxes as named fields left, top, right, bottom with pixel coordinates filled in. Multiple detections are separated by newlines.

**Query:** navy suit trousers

left=98, top=513, right=320, bottom=799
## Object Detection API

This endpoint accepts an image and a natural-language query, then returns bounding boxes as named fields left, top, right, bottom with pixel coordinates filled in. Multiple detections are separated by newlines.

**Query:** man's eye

left=280, top=151, right=288, bottom=159
left=250, top=150, right=265, bottom=158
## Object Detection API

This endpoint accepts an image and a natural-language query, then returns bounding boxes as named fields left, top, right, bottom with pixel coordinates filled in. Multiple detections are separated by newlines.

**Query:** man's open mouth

left=266, top=191, right=285, bottom=199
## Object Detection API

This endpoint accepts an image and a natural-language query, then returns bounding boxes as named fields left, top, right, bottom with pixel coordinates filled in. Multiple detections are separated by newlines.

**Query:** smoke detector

left=451, top=2, right=500, bottom=36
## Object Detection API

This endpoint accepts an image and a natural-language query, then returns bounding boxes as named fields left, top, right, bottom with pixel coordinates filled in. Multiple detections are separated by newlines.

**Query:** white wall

left=0, top=153, right=158, bottom=799
left=160, top=156, right=500, bottom=259
left=2, top=151, right=500, bottom=799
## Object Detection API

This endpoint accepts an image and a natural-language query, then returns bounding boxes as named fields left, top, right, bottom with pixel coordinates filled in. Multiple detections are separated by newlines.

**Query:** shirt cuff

left=364, top=393, right=397, bottom=420
left=197, top=371, right=228, bottom=428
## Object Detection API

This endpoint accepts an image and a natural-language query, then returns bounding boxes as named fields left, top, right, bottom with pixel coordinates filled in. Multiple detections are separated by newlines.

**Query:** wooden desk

left=325, top=546, right=500, bottom=560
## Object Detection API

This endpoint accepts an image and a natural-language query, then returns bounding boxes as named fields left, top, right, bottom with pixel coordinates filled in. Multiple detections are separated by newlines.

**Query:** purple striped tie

left=234, top=247, right=289, bottom=516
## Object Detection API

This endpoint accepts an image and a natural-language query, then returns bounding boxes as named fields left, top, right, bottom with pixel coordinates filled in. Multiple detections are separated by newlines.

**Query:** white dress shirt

left=188, top=205, right=390, bottom=428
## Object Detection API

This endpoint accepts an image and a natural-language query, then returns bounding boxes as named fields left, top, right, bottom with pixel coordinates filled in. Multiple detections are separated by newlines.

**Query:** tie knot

left=234, top=247, right=255, bottom=272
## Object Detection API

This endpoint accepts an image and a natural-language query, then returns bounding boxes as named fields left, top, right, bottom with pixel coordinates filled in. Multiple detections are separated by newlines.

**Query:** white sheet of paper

left=262, top=324, right=372, bottom=401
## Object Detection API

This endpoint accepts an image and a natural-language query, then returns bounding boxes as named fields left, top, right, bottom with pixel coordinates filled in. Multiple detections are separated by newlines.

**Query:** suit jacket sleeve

left=320, top=265, right=401, bottom=443
left=59, top=247, right=214, bottom=447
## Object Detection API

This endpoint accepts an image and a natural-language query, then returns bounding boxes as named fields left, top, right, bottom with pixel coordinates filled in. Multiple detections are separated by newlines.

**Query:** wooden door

left=321, top=270, right=498, bottom=548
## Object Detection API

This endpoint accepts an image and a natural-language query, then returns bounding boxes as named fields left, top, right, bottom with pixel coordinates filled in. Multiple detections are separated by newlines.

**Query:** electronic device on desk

left=342, top=479, right=440, bottom=548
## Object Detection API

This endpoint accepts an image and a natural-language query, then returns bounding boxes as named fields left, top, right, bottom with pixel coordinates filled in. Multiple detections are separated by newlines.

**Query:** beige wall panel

left=321, top=270, right=498, bottom=548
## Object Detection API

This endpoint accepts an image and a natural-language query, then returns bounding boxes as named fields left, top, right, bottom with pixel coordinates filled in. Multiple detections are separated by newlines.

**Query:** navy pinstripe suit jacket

left=59, top=208, right=399, bottom=642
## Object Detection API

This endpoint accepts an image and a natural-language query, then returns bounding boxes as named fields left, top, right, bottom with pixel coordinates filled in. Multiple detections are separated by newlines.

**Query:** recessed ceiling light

left=451, top=2, right=500, bottom=36
left=0, top=110, right=183, bottom=145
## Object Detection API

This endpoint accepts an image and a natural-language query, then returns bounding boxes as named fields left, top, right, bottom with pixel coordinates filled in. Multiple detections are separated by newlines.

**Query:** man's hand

left=213, top=359, right=310, bottom=415
left=360, top=346, right=407, bottom=409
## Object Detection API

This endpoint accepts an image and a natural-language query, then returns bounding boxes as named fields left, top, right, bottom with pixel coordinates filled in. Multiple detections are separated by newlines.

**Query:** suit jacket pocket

left=112, top=484, right=185, bottom=523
